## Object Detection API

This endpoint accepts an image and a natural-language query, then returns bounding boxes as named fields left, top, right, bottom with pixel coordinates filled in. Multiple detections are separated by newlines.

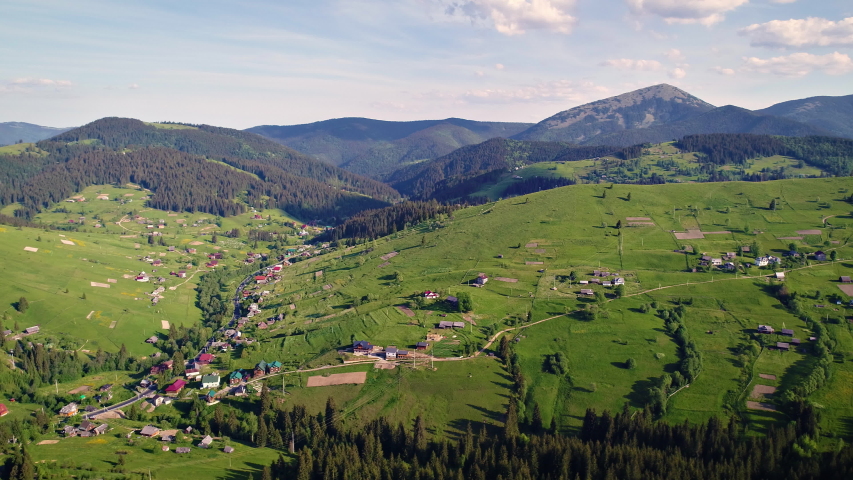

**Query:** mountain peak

left=512, top=84, right=715, bottom=143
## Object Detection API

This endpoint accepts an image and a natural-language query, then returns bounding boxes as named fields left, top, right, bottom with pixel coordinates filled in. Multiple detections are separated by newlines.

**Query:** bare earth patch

left=37, top=440, right=60, bottom=445
left=746, top=401, right=777, bottom=412
left=90, top=282, right=110, bottom=288
left=397, top=305, right=415, bottom=317
left=534, top=249, right=546, bottom=254
left=380, top=251, right=398, bottom=261
left=23, top=246, right=38, bottom=252
left=759, top=374, right=777, bottom=380
left=525, top=261, right=544, bottom=265
left=161, top=320, right=170, bottom=329
left=120, top=235, right=137, bottom=238
left=189, top=241, right=204, bottom=246
left=109, top=321, right=117, bottom=329
left=307, top=371, right=367, bottom=387
left=378, top=262, right=390, bottom=268
left=626, top=217, right=651, bottom=221
left=674, top=230, right=705, bottom=240
left=107, top=279, right=117, bottom=283
left=796, top=230, right=822, bottom=235
left=750, top=384, right=777, bottom=399
left=628, top=222, right=655, bottom=226
left=837, top=285, right=853, bottom=296
left=61, top=239, right=75, bottom=245
left=777, top=236, right=802, bottom=240
left=525, top=243, right=538, bottom=248
left=374, top=362, right=396, bottom=370
left=68, top=385, right=90, bottom=395
left=495, top=277, right=518, bottom=283
left=92, top=410, right=124, bottom=420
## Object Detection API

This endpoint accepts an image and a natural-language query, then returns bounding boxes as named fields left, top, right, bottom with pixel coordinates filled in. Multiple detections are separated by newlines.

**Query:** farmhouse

left=59, top=403, right=78, bottom=417
left=139, top=425, right=161, bottom=437
left=224, top=446, right=235, bottom=453
left=781, top=329, right=794, bottom=336
left=353, top=340, right=374, bottom=354
left=424, top=290, right=439, bottom=299
left=776, top=342, right=791, bottom=351
left=711, top=258, right=723, bottom=267
left=228, top=370, right=244, bottom=385
left=135, top=272, right=150, bottom=282
left=438, top=321, right=465, bottom=329
left=613, top=277, right=625, bottom=285
left=185, top=368, right=201, bottom=378
left=474, top=273, right=489, bottom=286
left=385, top=346, right=398, bottom=359
left=198, top=435, right=214, bottom=448
left=176, top=447, right=191, bottom=454
left=197, top=353, right=215, bottom=364
left=579, top=289, right=594, bottom=296
left=204, top=390, right=217, bottom=403
left=255, top=275, right=268, bottom=284
left=201, top=374, right=220, bottom=389
left=841, top=276, right=852, bottom=283
left=177, top=270, right=187, bottom=278
left=164, top=379, right=187, bottom=394
left=814, top=251, right=827, bottom=261
left=757, top=325, right=775, bottom=334
left=755, top=256, right=780, bottom=267
left=232, top=385, right=248, bottom=396
left=416, top=342, right=428, bottom=350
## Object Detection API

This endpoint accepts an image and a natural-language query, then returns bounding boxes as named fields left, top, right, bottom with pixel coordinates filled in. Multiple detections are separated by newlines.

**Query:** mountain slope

left=1, top=118, right=400, bottom=222
left=388, top=138, right=616, bottom=200
left=0, top=122, right=72, bottom=146
left=755, top=94, right=853, bottom=139
left=586, top=106, right=832, bottom=146
left=513, top=84, right=715, bottom=143
left=247, top=117, right=532, bottom=178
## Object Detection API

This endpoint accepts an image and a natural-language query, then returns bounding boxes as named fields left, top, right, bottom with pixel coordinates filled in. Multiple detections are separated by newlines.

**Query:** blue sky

left=1, top=0, right=851, bottom=128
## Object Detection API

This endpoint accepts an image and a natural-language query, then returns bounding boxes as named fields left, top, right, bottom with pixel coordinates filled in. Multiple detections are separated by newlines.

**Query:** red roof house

left=0, top=403, right=8, bottom=417
left=164, top=379, right=187, bottom=394
left=197, top=353, right=215, bottom=364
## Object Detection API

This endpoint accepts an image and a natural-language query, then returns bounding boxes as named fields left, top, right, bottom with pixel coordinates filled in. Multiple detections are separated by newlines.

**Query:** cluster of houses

left=757, top=325, right=803, bottom=351
left=62, top=420, right=109, bottom=437
left=700, top=253, right=738, bottom=270
left=578, top=271, right=625, bottom=288
left=352, top=340, right=429, bottom=360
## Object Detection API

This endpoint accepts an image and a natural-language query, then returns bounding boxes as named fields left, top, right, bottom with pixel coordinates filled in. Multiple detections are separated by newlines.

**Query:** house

left=99, top=384, right=113, bottom=392
left=757, top=325, right=775, bottom=334
left=841, top=276, right=852, bottom=283
left=438, top=321, right=462, bottom=329
left=177, top=270, right=187, bottom=278
left=579, top=289, right=594, bottom=296
left=162, top=445, right=170, bottom=452
left=185, top=368, right=201, bottom=378
left=205, top=260, right=219, bottom=268
left=228, top=370, right=244, bottom=385
left=578, top=280, right=589, bottom=285
left=204, top=390, right=217, bottom=403
left=231, top=385, right=248, bottom=397
left=353, top=341, right=373, bottom=354
left=775, top=272, right=785, bottom=280
left=446, top=296, right=458, bottom=308
left=385, top=346, right=398, bottom=360
left=59, top=403, right=78, bottom=417
left=223, top=446, right=235, bottom=453
left=24, top=325, right=40, bottom=335
left=0, top=404, right=7, bottom=417
left=198, top=435, right=213, bottom=448
left=741, top=246, right=751, bottom=254
left=145, top=335, right=159, bottom=344
left=814, top=251, right=827, bottom=261
left=79, top=420, right=96, bottom=432
left=257, top=321, right=268, bottom=330
left=63, top=425, right=77, bottom=437
left=255, top=275, right=268, bottom=284
left=613, top=277, right=625, bottom=285
left=602, top=281, right=612, bottom=287
left=197, top=353, right=215, bottom=364
left=726, top=252, right=737, bottom=259
left=397, top=349, right=410, bottom=358
left=255, top=360, right=269, bottom=376
left=164, top=379, right=187, bottom=394
left=474, top=273, right=489, bottom=286
left=416, top=342, right=428, bottom=351
left=776, top=342, right=790, bottom=351
left=724, top=262, right=736, bottom=270
left=755, top=256, right=780, bottom=267
left=136, top=273, right=150, bottom=282
left=151, top=395, right=170, bottom=407
left=201, top=374, right=220, bottom=389
left=139, top=425, right=161, bottom=437
left=152, top=259, right=162, bottom=267
left=187, top=248, right=197, bottom=254
left=271, top=265, right=283, bottom=273
left=268, top=361, right=282, bottom=373
left=423, top=291, right=439, bottom=299
left=176, top=447, right=191, bottom=454
left=781, top=328, right=794, bottom=336
left=711, top=258, right=723, bottom=267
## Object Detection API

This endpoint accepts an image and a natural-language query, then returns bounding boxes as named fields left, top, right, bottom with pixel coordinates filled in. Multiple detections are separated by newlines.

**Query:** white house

left=201, top=374, right=220, bottom=389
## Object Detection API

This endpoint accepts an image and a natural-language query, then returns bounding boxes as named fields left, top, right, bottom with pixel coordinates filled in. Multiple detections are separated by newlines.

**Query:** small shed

left=781, top=329, right=794, bottom=336
left=176, top=447, right=191, bottom=454
left=776, top=342, right=790, bottom=351
left=841, top=276, right=852, bottom=283
left=198, top=435, right=213, bottom=448
left=162, top=445, right=170, bottom=452
left=223, top=446, right=235, bottom=453
left=579, top=289, right=594, bottom=296
left=139, top=425, right=161, bottom=437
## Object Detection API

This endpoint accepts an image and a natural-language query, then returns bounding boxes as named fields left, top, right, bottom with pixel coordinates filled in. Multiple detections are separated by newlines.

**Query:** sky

left=1, top=0, right=852, bottom=129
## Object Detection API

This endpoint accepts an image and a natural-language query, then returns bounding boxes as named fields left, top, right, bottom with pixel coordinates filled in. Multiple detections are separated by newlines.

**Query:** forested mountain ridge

left=49, top=118, right=398, bottom=200
left=512, top=84, right=716, bottom=143
left=387, top=138, right=616, bottom=200
left=0, top=118, right=400, bottom=222
left=247, top=117, right=532, bottom=178
left=756, top=94, right=853, bottom=140
left=0, top=121, right=72, bottom=146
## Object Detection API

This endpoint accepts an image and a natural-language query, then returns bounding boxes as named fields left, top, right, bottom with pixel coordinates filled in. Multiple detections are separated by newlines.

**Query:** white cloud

left=475, top=70, right=485, bottom=77
left=10, top=78, right=72, bottom=87
left=128, top=83, right=140, bottom=89
left=495, top=63, right=505, bottom=70
left=441, top=0, right=577, bottom=35
left=425, top=80, right=609, bottom=104
left=626, top=0, right=748, bottom=26
left=739, top=17, right=853, bottom=48
left=740, top=51, right=853, bottom=77
left=600, top=58, right=662, bottom=71
left=668, top=67, right=687, bottom=79
left=712, top=66, right=735, bottom=75
left=663, top=48, right=685, bottom=61
left=769, top=0, right=797, bottom=3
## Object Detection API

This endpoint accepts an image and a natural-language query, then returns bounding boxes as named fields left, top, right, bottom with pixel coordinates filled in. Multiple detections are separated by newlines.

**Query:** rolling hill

left=0, top=118, right=401, bottom=222
left=246, top=117, right=532, bottom=179
left=0, top=121, right=72, bottom=146
left=756, top=93, right=853, bottom=140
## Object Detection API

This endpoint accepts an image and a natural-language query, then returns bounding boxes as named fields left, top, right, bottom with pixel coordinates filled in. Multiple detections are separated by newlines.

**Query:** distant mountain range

left=248, top=84, right=853, bottom=180
left=0, top=122, right=72, bottom=146
left=246, top=118, right=532, bottom=179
